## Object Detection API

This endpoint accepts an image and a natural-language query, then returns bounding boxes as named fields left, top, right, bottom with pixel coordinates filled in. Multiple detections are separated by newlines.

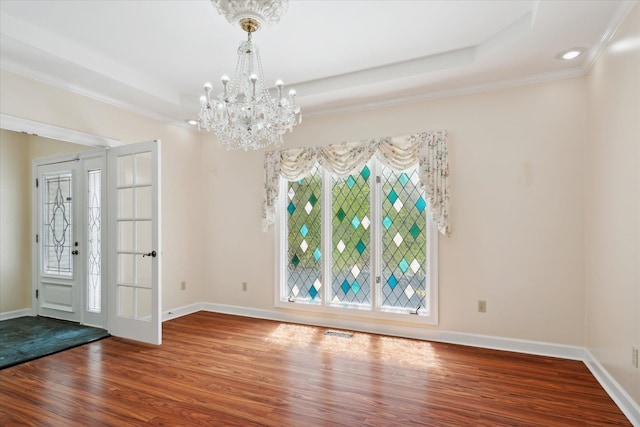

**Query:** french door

left=108, top=141, right=161, bottom=345
left=33, top=140, right=161, bottom=345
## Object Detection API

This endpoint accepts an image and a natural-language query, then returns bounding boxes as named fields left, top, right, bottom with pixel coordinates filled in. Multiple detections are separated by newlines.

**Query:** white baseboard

left=584, top=349, right=640, bottom=426
left=163, top=301, right=637, bottom=424
left=0, top=308, right=34, bottom=321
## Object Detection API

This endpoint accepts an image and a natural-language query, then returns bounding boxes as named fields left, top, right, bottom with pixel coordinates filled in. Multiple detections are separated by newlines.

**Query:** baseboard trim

left=584, top=349, right=640, bottom=425
left=0, top=308, right=34, bottom=321
left=162, top=302, right=637, bottom=424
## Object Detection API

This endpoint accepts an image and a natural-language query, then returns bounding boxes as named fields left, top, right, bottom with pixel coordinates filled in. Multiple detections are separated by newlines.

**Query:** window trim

left=274, top=161, right=439, bottom=325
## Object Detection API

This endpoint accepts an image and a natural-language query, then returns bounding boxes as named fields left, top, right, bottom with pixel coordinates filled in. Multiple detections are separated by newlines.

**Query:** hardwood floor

left=0, top=311, right=631, bottom=426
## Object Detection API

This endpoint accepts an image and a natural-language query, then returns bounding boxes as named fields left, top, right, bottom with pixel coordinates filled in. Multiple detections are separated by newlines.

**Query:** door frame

left=31, top=150, right=107, bottom=326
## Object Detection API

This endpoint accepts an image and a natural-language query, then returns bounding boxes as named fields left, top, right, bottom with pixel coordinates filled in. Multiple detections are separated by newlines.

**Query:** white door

left=36, top=161, right=82, bottom=321
left=108, top=141, right=161, bottom=345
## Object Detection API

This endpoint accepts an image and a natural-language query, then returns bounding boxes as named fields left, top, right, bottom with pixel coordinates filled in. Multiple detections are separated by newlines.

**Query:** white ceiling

left=0, top=0, right=636, bottom=126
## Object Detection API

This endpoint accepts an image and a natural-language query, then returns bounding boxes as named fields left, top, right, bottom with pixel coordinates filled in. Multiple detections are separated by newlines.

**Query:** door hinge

left=35, top=178, right=39, bottom=188
left=35, top=234, right=39, bottom=243
left=376, top=176, right=381, bottom=183
left=35, top=289, right=39, bottom=299
left=376, top=276, right=381, bottom=283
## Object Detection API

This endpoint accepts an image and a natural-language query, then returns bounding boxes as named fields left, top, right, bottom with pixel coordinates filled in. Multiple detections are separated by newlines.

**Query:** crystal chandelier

left=198, top=0, right=301, bottom=151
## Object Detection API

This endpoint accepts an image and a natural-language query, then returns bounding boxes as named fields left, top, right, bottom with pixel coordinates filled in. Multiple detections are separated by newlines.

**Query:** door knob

left=142, top=250, right=157, bottom=258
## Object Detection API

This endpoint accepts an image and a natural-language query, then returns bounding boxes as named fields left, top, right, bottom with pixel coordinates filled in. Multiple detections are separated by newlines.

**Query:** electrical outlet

left=632, top=347, right=639, bottom=369
left=478, top=300, right=487, bottom=313
left=181, top=281, right=186, bottom=291
left=242, top=282, right=247, bottom=292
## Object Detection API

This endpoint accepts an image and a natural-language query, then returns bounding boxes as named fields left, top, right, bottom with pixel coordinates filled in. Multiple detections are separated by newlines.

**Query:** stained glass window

left=286, top=164, right=322, bottom=302
left=281, top=159, right=435, bottom=317
left=380, top=166, right=427, bottom=310
left=331, top=165, right=371, bottom=306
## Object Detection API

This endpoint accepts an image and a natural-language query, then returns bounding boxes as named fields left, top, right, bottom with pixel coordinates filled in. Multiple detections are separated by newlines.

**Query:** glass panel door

left=108, top=141, right=161, bottom=345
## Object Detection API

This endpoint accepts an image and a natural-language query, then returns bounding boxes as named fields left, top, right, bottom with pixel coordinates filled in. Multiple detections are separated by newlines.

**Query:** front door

left=36, top=161, right=82, bottom=322
left=108, top=141, right=161, bottom=345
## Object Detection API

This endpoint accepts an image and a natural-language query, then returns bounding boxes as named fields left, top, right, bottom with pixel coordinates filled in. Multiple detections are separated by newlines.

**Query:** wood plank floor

left=0, top=311, right=631, bottom=426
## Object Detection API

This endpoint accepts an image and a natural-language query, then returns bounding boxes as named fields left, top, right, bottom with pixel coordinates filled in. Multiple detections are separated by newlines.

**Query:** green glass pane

left=336, top=208, right=346, bottom=222
left=387, top=189, right=398, bottom=204
left=410, top=223, right=421, bottom=239
left=361, top=165, right=370, bottom=180
left=291, top=254, right=300, bottom=267
left=309, top=193, right=318, bottom=206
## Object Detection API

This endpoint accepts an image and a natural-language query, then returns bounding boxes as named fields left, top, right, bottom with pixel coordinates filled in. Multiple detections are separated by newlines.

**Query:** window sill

left=275, top=299, right=439, bottom=326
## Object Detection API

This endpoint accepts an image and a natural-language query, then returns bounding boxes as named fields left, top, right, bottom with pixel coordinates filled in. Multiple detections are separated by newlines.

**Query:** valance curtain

left=263, top=131, right=450, bottom=235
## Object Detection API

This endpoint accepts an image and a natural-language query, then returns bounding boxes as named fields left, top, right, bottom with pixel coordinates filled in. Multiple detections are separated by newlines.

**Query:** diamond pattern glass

left=331, top=164, right=371, bottom=306
left=286, top=164, right=322, bottom=302
left=380, top=164, right=428, bottom=310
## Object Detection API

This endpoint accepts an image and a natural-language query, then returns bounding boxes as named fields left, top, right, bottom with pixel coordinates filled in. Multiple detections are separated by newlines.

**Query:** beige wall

left=203, top=76, right=588, bottom=346
left=0, top=70, right=206, bottom=312
left=585, top=3, right=640, bottom=405
left=0, top=130, right=31, bottom=312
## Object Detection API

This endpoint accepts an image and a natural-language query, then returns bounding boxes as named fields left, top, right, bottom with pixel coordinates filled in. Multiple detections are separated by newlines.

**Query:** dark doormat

left=0, top=316, right=110, bottom=369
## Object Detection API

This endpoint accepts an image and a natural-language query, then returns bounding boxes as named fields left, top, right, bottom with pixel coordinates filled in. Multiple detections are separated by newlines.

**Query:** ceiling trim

left=304, top=68, right=587, bottom=120
left=0, top=114, right=121, bottom=148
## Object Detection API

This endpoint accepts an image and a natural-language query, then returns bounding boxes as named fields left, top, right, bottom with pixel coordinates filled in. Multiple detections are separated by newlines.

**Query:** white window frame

left=275, top=159, right=439, bottom=325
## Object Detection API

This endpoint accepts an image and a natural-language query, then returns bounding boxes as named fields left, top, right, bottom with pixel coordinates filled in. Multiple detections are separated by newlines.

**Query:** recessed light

left=186, top=119, right=199, bottom=126
left=557, top=48, right=585, bottom=60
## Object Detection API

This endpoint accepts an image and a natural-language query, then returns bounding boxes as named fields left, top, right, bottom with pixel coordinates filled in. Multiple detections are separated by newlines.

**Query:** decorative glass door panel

left=43, top=172, right=73, bottom=277
left=37, top=163, right=81, bottom=322
left=87, top=170, right=102, bottom=313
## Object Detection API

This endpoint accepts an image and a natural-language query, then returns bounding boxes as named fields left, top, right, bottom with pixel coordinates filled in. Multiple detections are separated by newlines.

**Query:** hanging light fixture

left=198, top=0, right=301, bottom=151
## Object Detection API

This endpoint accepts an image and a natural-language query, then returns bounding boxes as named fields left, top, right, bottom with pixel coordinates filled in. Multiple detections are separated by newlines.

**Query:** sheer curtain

left=263, top=131, right=450, bottom=235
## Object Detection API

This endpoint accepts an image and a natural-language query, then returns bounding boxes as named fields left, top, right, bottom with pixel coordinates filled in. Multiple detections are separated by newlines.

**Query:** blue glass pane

left=341, top=280, right=351, bottom=295
left=399, top=258, right=409, bottom=273
left=388, top=274, right=398, bottom=290
left=351, top=215, right=361, bottom=229
left=356, top=240, right=366, bottom=254
left=382, top=215, right=393, bottom=230
left=300, top=224, right=309, bottom=237
left=415, top=197, right=426, bottom=213
left=313, top=248, right=321, bottom=261
left=287, top=202, right=296, bottom=216
left=352, top=281, right=361, bottom=295
left=346, top=176, right=356, bottom=189
left=399, top=173, right=410, bottom=186
left=309, top=286, right=318, bottom=300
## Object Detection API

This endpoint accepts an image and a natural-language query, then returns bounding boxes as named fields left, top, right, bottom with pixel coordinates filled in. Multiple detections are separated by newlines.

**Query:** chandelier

left=198, top=0, right=301, bottom=151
